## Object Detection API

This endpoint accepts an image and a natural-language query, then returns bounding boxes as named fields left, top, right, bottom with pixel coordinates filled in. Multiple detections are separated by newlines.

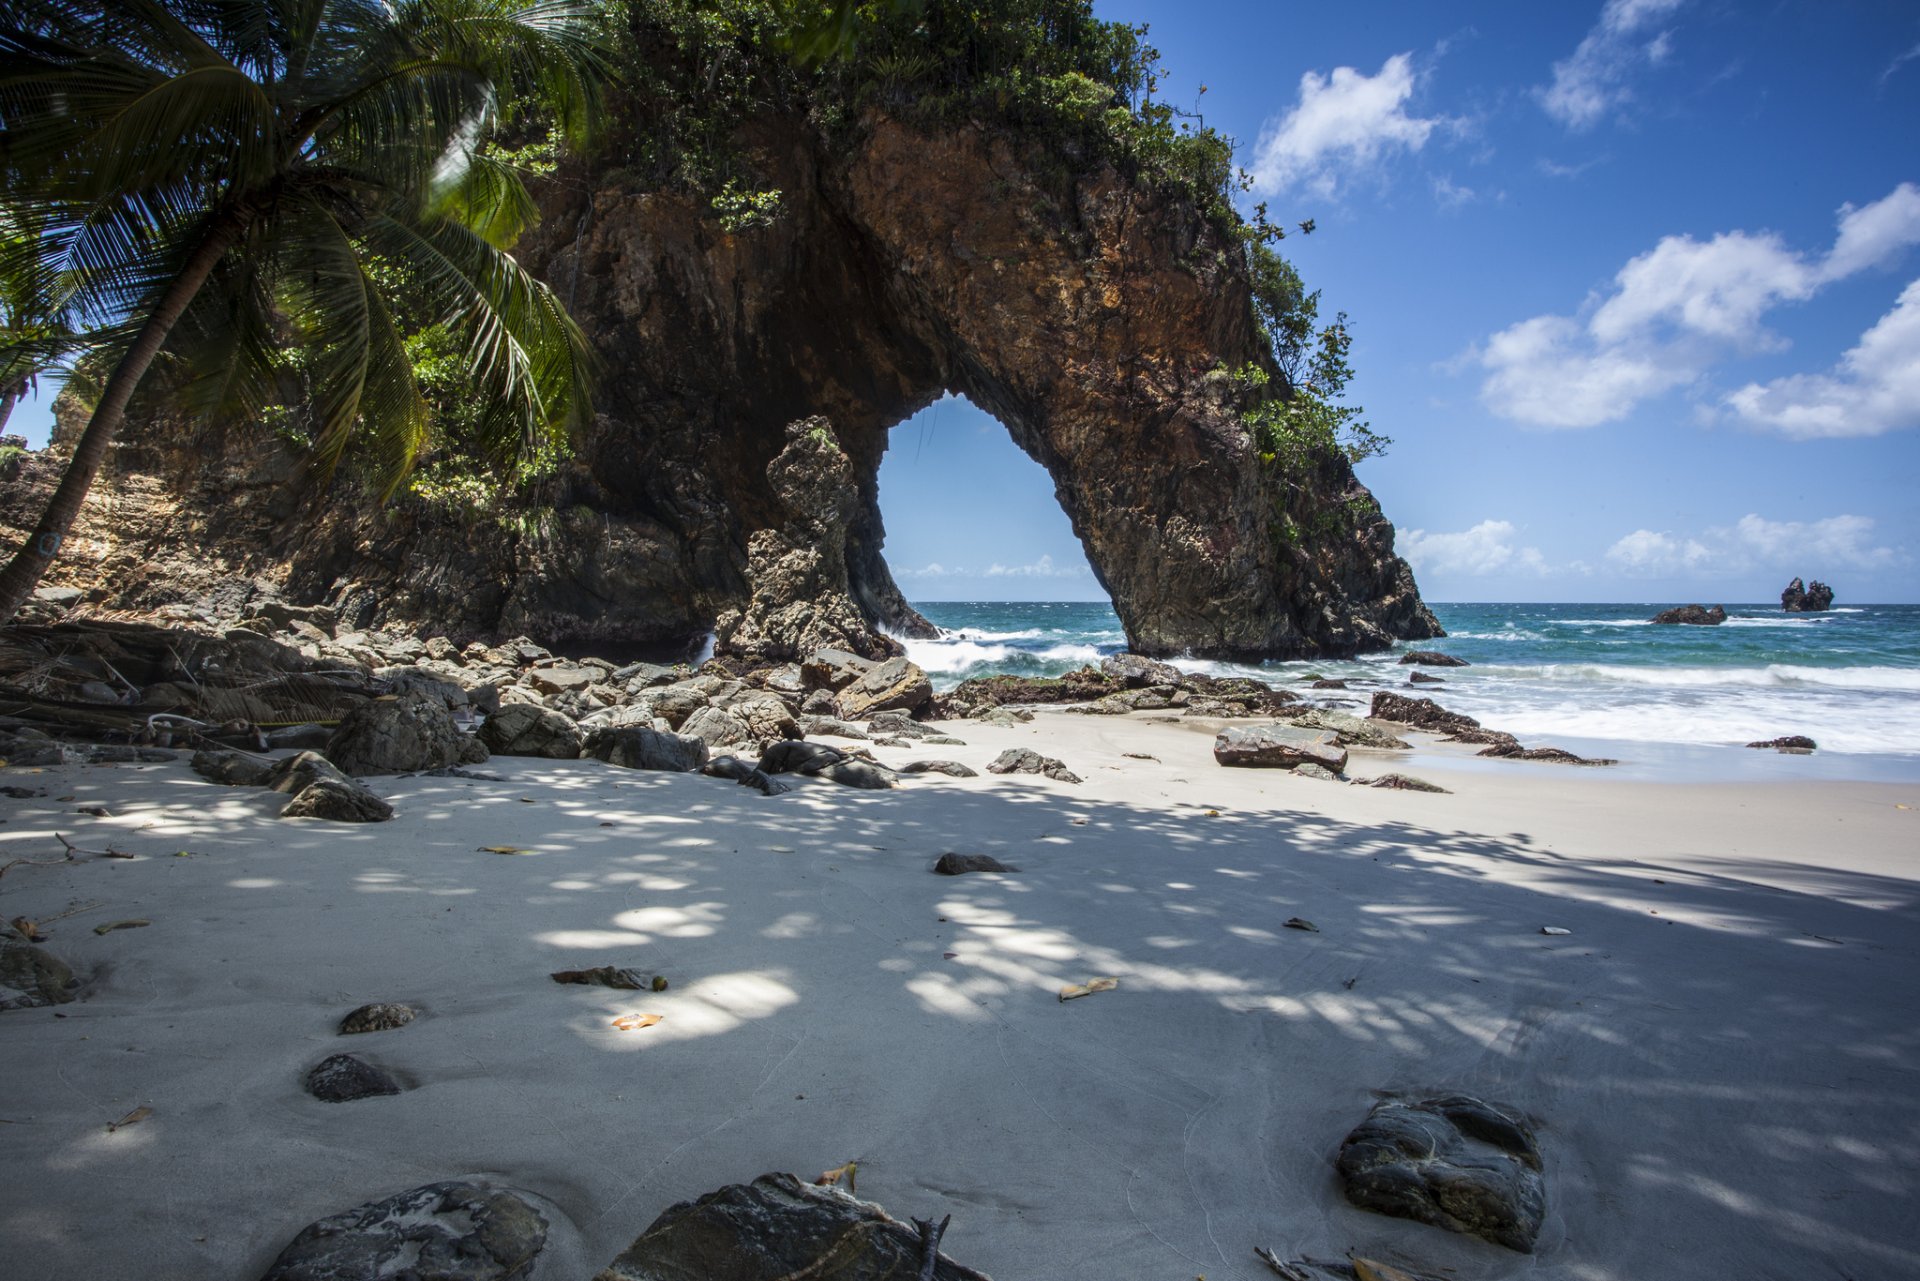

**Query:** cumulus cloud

left=1475, top=183, right=1920, bottom=429
left=1249, top=53, right=1446, bottom=197
left=1540, top=0, right=1689, bottom=130
left=1602, top=513, right=1902, bottom=576
left=1399, top=520, right=1549, bottom=577
left=900, top=555, right=1088, bottom=580
left=1721, top=279, right=1920, bottom=438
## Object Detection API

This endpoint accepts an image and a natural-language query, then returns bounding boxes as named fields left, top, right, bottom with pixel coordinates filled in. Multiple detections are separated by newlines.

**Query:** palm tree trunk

left=0, top=385, right=19, bottom=435
left=0, top=210, right=249, bottom=624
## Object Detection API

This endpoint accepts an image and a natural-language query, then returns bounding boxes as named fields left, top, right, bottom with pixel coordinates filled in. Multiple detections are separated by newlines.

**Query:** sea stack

left=1781, top=579, right=1835, bottom=612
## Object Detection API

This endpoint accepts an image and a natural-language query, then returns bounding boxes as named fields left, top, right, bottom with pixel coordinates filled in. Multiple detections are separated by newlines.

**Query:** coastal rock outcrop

left=1337, top=1094, right=1546, bottom=1253
left=1651, top=604, right=1726, bottom=625
left=1781, top=578, right=1835, bottom=612
left=4, top=104, right=1438, bottom=662
left=592, top=1172, right=990, bottom=1281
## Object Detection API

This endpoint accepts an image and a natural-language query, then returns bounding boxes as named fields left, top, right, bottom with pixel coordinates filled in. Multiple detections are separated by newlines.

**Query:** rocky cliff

left=2, top=110, right=1440, bottom=660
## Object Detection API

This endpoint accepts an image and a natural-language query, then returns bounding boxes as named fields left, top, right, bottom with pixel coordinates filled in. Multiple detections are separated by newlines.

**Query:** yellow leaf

left=1898, top=804, right=1911, bottom=810
left=107, top=1106, right=152, bottom=1133
left=10, top=916, right=44, bottom=942
left=479, top=845, right=531, bottom=855
left=815, top=1160, right=858, bottom=1195
left=1351, top=1258, right=1418, bottom=1281
left=611, top=1013, right=662, bottom=1031
left=93, top=919, right=150, bottom=935
left=1058, top=977, right=1119, bottom=1002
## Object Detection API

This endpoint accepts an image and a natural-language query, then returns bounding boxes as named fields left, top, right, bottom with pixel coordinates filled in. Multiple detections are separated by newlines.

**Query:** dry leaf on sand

left=479, top=845, right=531, bottom=855
left=815, top=1160, right=858, bottom=1195
left=10, top=916, right=45, bottom=942
left=93, top=919, right=149, bottom=935
left=1352, top=1259, right=1419, bottom=1281
left=611, top=1013, right=662, bottom=1031
left=107, top=1106, right=152, bottom=1133
left=1058, top=977, right=1118, bottom=1002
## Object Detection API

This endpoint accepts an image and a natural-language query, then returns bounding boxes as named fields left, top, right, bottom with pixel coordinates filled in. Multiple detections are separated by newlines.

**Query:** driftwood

left=911, top=1214, right=951, bottom=1281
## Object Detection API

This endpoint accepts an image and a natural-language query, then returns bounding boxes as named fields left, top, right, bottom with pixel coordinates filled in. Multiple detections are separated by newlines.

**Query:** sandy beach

left=2, top=709, right=1915, bottom=1280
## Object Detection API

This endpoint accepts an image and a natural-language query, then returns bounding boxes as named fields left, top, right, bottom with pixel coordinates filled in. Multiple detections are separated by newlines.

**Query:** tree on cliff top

left=0, top=0, right=607, bottom=623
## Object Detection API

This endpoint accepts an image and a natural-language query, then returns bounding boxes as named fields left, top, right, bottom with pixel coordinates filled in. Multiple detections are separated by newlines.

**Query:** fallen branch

left=55, top=833, right=134, bottom=859
left=912, top=1213, right=950, bottom=1281
left=1255, top=1246, right=1312, bottom=1280
left=0, top=849, right=77, bottom=882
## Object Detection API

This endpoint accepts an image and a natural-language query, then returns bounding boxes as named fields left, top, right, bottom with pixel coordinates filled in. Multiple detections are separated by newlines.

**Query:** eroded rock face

left=7, top=109, right=1437, bottom=662
left=593, top=1172, right=989, bottom=1281
left=1781, top=578, right=1835, bottom=612
left=1336, top=1095, right=1546, bottom=1253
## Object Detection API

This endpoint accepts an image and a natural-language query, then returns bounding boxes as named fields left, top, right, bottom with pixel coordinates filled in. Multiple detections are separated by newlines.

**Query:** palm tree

left=0, top=0, right=607, bottom=622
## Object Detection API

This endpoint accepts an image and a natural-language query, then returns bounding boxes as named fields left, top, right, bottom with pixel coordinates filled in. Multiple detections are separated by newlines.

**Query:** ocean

left=897, top=600, right=1920, bottom=764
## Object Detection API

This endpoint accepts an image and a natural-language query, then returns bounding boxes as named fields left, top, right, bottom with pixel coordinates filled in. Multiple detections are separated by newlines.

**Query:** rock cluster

left=1781, top=578, right=1835, bottom=612
left=1369, top=693, right=1615, bottom=765
left=1650, top=604, right=1726, bottom=625
left=937, top=652, right=1299, bottom=721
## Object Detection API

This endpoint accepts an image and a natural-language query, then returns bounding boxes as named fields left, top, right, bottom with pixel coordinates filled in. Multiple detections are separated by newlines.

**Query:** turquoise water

left=899, top=601, right=1920, bottom=759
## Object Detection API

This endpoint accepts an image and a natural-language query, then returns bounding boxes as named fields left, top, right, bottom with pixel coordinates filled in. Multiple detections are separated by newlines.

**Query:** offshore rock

left=1398, top=650, right=1468, bottom=667
left=1781, top=578, right=1835, bottom=612
left=7, top=107, right=1436, bottom=662
left=1337, top=1095, right=1546, bottom=1253
left=261, top=1181, right=547, bottom=1281
left=1650, top=604, right=1726, bottom=625
left=593, top=1172, right=990, bottom=1281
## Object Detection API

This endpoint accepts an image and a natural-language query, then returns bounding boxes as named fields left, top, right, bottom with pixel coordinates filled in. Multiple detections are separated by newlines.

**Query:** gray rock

left=266, top=723, right=334, bottom=750
left=373, top=665, right=472, bottom=710
left=479, top=703, right=584, bottom=759
left=900, top=760, right=978, bottom=778
left=1101, top=652, right=1184, bottom=688
left=339, top=1002, right=415, bottom=1035
left=800, top=647, right=878, bottom=692
left=834, top=656, right=932, bottom=720
left=191, top=749, right=275, bottom=786
left=1337, top=1095, right=1546, bottom=1253
left=593, top=1171, right=990, bottom=1281
left=527, top=664, right=599, bottom=695
left=1293, top=762, right=1343, bottom=782
left=864, top=710, right=941, bottom=740
left=326, top=693, right=465, bottom=776
left=1408, top=671, right=1445, bottom=685
left=649, top=682, right=712, bottom=730
left=679, top=704, right=756, bottom=750
left=799, top=688, right=838, bottom=716
left=985, top=748, right=1081, bottom=783
left=612, top=661, right=678, bottom=689
left=584, top=726, right=709, bottom=773
left=1212, top=726, right=1349, bottom=773
left=1370, top=773, right=1451, bottom=793
left=305, top=1053, right=402, bottom=1102
left=933, top=852, right=1018, bottom=874
left=260, top=1180, right=547, bottom=1281
left=801, top=716, right=869, bottom=740
left=267, top=751, right=355, bottom=795
left=814, top=759, right=898, bottom=789
left=756, top=740, right=846, bottom=776
left=702, top=755, right=793, bottom=796
left=1290, top=709, right=1410, bottom=751
left=280, top=778, right=393, bottom=823
left=0, top=943, right=79, bottom=1011
left=1398, top=651, right=1469, bottom=667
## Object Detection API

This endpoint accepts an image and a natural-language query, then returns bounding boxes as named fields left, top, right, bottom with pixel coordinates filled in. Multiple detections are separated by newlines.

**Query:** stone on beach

left=1336, top=1094, right=1546, bottom=1253
left=0, top=943, right=79, bottom=1010
left=260, top=1181, right=547, bottom=1281
left=279, top=777, right=394, bottom=822
left=833, top=656, right=933, bottom=720
left=1212, top=726, right=1349, bottom=773
left=325, top=692, right=467, bottom=776
left=339, top=1002, right=415, bottom=1035
left=933, top=852, right=1019, bottom=875
left=1288, top=708, right=1410, bottom=750
left=478, top=703, right=583, bottom=759
left=901, top=759, right=978, bottom=777
left=304, top=1053, right=402, bottom=1103
left=190, top=749, right=274, bottom=786
left=1369, top=692, right=1482, bottom=734
left=985, top=748, right=1081, bottom=783
left=584, top=725, right=709, bottom=773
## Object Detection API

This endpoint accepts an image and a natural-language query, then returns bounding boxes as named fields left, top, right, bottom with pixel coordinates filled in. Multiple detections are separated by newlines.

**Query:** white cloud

left=1601, top=513, right=1902, bottom=576
left=1250, top=53, right=1445, bottom=197
left=1475, top=184, right=1920, bottom=428
left=1432, top=174, right=1476, bottom=209
left=1399, top=520, right=1548, bottom=577
left=1540, top=0, right=1689, bottom=130
left=981, top=554, right=1086, bottom=579
left=1605, top=528, right=1712, bottom=572
left=1881, top=41, right=1920, bottom=87
left=1722, top=279, right=1920, bottom=438
left=897, top=562, right=954, bottom=578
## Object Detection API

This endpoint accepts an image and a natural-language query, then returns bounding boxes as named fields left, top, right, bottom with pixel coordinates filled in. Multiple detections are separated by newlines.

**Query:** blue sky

left=880, top=0, right=1920, bottom=604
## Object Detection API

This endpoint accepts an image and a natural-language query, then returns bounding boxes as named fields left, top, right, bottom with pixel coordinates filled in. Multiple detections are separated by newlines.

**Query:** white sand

left=2, top=711, right=1916, bottom=1279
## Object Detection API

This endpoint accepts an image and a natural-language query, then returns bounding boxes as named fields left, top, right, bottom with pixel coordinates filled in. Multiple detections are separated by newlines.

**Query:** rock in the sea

left=1369, top=773, right=1451, bottom=793
left=985, top=748, right=1081, bottom=783
left=339, top=1002, right=414, bottom=1035
left=1336, top=1094, right=1546, bottom=1253
left=900, top=759, right=978, bottom=778
left=1310, top=678, right=1348, bottom=689
left=1650, top=604, right=1726, bottom=625
left=260, top=1181, right=547, bottom=1281
left=1213, top=726, right=1349, bottom=773
left=1101, top=652, right=1184, bottom=688
left=933, top=852, right=1019, bottom=875
left=0, top=943, right=79, bottom=1010
left=1369, top=692, right=1481, bottom=735
left=479, top=703, right=583, bottom=759
left=584, top=725, right=709, bottom=773
left=190, top=748, right=275, bottom=786
left=280, top=778, right=394, bottom=822
left=1746, top=735, right=1817, bottom=752
left=304, top=1053, right=402, bottom=1102
left=1781, top=577, right=1835, bottom=612
left=1398, top=651, right=1469, bottom=667
left=1476, top=742, right=1616, bottom=766
left=834, top=656, right=933, bottom=720
left=1408, top=671, right=1444, bottom=685
left=592, top=1172, right=990, bottom=1281
left=326, top=692, right=465, bottom=775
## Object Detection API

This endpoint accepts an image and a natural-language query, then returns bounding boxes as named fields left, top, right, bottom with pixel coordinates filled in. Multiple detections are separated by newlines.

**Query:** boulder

left=678, top=705, right=756, bottom=750
left=260, top=1181, right=547, bottom=1281
left=191, top=749, right=275, bottom=787
left=864, top=710, right=948, bottom=740
left=1398, top=651, right=1469, bottom=667
left=701, top=755, right=793, bottom=796
left=592, top=1172, right=990, bottom=1281
left=757, top=740, right=847, bottom=776
left=800, top=648, right=877, bottom=692
left=1101, top=652, right=1184, bottom=688
left=1408, top=671, right=1444, bottom=684
left=266, top=750, right=355, bottom=795
left=1213, top=726, right=1348, bottom=773
left=584, top=726, right=709, bottom=773
left=1337, top=1094, right=1546, bottom=1253
left=305, top=1053, right=402, bottom=1103
left=934, top=853, right=1018, bottom=874
left=339, top=1003, right=414, bottom=1034
left=1650, top=604, right=1726, bottom=625
left=1310, top=678, right=1348, bottom=689
left=985, top=748, right=1081, bottom=783
left=526, top=664, right=599, bottom=696
left=1, top=943, right=79, bottom=1011
left=326, top=693, right=464, bottom=775
left=834, top=656, right=932, bottom=720
left=813, top=759, right=898, bottom=789
left=1289, top=709, right=1410, bottom=750
left=1370, top=773, right=1451, bottom=793
left=1781, top=577, right=1835, bottom=612
left=720, top=693, right=800, bottom=743
left=649, top=681, right=712, bottom=730
left=1369, top=692, right=1481, bottom=734
left=900, top=760, right=978, bottom=778
left=280, top=779, right=393, bottom=822
left=480, top=703, right=584, bottom=759
left=801, top=716, right=869, bottom=740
